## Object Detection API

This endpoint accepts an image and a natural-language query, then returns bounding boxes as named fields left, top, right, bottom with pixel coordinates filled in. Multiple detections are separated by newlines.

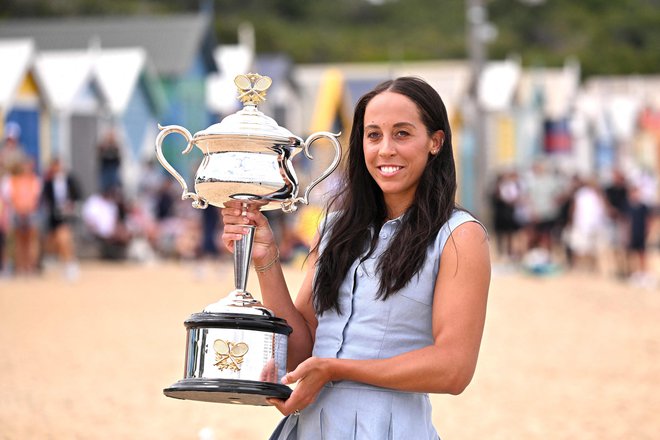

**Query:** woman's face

left=363, top=91, right=443, bottom=215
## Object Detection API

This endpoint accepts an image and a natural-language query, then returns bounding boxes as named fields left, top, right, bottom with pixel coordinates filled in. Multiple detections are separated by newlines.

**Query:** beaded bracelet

left=254, top=249, right=280, bottom=273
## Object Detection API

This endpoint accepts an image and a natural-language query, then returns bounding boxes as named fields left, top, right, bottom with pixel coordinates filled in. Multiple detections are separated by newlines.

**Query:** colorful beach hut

left=0, top=38, right=44, bottom=168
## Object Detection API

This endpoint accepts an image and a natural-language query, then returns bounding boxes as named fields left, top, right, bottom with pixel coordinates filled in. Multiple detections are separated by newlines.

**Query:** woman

left=42, top=158, right=82, bottom=280
left=5, top=157, right=42, bottom=275
left=221, top=77, right=491, bottom=439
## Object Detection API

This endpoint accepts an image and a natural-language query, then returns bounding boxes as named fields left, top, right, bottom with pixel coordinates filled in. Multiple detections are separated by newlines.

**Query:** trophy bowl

left=155, top=73, right=341, bottom=213
left=157, top=73, right=341, bottom=405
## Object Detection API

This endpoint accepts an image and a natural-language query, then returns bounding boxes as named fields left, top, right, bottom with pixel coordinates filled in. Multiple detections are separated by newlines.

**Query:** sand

left=1, top=257, right=659, bottom=439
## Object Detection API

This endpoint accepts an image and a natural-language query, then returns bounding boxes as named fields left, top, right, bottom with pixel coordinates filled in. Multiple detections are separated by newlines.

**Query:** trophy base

left=164, top=378, right=292, bottom=406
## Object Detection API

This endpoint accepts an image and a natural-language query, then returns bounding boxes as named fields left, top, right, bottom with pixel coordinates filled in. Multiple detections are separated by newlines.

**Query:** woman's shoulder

left=318, top=209, right=342, bottom=234
left=315, top=210, right=340, bottom=251
left=435, top=209, right=488, bottom=251
left=444, top=209, right=482, bottom=230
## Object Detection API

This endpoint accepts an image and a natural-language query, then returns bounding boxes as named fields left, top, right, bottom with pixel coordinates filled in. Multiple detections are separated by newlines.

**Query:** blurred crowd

left=3, top=121, right=658, bottom=288
left=0, top=123, right=311, bottom=283
left=490, top=161, right=659, bottom=288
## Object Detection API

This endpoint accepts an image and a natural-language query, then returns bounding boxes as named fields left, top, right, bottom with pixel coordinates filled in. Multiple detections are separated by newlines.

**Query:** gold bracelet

left=254, top=249, right=280, bottom=273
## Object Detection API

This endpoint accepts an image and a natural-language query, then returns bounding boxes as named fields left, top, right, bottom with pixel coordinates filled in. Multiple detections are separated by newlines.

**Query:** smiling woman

left=221, top=76, right=491, bottom=440
left=362, top=91, right=444, bottom=219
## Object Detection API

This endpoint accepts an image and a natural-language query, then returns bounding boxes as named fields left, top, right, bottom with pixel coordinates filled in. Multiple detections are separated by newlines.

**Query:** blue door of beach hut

left=5, top=108, right=40, bottom=170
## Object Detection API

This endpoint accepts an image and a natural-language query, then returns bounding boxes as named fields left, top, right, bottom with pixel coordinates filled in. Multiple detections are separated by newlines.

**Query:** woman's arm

left=221, top=201, right=318, bottom=369
left=269, top=221, right=490, bottom=415
left=252, top=238, right=318, bottom=369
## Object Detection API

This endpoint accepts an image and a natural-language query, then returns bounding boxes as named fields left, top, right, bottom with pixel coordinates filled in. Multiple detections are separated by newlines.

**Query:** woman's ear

left=430, top=130, right=445, bottom=155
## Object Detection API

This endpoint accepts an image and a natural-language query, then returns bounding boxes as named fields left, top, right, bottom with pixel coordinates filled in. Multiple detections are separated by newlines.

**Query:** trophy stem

left=234, top=225, right=255, bottom=293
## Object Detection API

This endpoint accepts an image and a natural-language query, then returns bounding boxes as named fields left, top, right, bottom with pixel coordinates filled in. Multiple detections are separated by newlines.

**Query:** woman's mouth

left=378, top=165, right=402, bottom=175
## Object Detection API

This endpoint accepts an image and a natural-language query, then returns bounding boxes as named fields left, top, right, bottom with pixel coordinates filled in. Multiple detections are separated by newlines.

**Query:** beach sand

left=1, top=257, right=659, bottom=439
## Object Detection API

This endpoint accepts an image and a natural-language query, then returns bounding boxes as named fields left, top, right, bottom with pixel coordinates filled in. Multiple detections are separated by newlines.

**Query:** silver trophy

left=156, top=73, right=341, bottom=405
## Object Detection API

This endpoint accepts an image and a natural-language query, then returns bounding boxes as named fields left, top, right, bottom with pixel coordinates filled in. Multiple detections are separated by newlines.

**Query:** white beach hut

left=33, top=49, right=104, bottom=196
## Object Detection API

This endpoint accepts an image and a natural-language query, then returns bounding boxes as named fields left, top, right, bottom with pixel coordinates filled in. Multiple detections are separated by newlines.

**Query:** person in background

left=603, top=168, right=630, bottom=279
left=81, top=184, right=130, bottom=261
left=565, top=177, right=609, bottom=272
left=97, top=130, right=122, bottom=191
left=41, top=158, right=82, bottom=281
left=152, top=178, right=178, bottom=257
left=197, top=205, right=222, bottom=273
left=626, top=185, right=654, bottom=288
left=0, top=122, right=28, bottom=178
left=524, top=161, right=563, bottom=257
left=490, top=170, right=522, bottom=262
left=0, top=178, right=8, bottom=276
left=555, top=174, right=581, bottom=269
left=222, top=77, right=490, bottom=439
left=0, top=122, right=29, bottom=275
left=3, top=157, right=42, bottom=275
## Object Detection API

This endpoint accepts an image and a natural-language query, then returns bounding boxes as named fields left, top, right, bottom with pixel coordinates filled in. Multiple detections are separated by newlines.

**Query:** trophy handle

left=283, top=131, right=342, bottom=213
left=155, top=124, right=208, bottom=209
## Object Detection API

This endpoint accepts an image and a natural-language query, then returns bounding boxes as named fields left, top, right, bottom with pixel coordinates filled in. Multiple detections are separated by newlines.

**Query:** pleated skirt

left=270, top=381, right=440, bottom=440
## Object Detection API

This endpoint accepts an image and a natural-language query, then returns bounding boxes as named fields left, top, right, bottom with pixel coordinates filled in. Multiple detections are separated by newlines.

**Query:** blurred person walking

left=152, top=178, right=178, bottom=257
left=626, top=185, right=654, bottom=288
left=565, top=178, right=609, bottom=273
left=42, top=158, right=82, bottom=280
left=555, top=174, right=582, bottom=269
left=1, top=122, right=29, bottom=275
left=3, top=157, right=42, bottom=275
left=523, top=162, right=563, bottom=258
left=0, top=181, right=8, bottom=276
left=97, top=130, right=122, bottom=191
left=200, top=205, right=221, bottom=261
left=603, top=169, right=630, bottom=279
left=136, top=158, right=164, bottom=223
left=0, top=122, right=28, bottom=177
left=490, top=170, right=522, bottom=262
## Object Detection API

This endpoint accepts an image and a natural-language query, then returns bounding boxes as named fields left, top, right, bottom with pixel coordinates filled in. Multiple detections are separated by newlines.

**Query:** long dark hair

left=312, top=76, right=458, bottom=315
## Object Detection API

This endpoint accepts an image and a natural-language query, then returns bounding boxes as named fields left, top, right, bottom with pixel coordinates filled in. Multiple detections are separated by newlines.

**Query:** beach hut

left=93, top=47, right=165, bottom=196
left=516, top=61, right=581, bottom=173
left=0, top=13, right=217, bottom=181
left=0, top=38, right=44, bottom=168
left=33, top=49, right=105, bottom=197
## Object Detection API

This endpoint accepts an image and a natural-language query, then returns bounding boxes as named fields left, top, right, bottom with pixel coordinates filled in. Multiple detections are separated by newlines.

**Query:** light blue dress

left=272, top=210, right=480, bottom=440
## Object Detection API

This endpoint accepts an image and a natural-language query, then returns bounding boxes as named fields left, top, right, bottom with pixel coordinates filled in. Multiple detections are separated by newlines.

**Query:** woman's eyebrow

left=364, top=121, right=416, bottom=129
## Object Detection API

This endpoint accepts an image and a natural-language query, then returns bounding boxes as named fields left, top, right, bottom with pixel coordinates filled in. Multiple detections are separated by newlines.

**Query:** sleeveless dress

left=272, top=210, right=480, bottom=440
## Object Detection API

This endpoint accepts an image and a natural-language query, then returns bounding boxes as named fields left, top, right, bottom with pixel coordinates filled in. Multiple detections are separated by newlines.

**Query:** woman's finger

left=221, top=208, right=249, bottom=223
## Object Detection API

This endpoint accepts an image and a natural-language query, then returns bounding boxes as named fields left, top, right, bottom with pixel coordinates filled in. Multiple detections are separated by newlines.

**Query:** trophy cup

left=156, top=73, right=342, bottom=405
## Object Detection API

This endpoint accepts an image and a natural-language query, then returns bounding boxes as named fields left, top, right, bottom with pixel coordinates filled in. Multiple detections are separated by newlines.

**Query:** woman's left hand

left=267, top=357, right=334, bottom=416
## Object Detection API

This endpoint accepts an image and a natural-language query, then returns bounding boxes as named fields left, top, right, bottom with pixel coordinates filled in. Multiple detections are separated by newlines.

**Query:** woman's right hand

left=220, top=199, right=278, bottom=266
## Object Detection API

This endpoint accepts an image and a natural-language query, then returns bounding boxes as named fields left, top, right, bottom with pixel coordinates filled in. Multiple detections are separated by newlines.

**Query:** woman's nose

left=378, top=138, right=396, bottom=156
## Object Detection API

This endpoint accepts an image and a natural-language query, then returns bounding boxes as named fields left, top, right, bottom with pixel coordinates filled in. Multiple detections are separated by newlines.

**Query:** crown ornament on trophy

left=155, top=73, right=341, bottom=405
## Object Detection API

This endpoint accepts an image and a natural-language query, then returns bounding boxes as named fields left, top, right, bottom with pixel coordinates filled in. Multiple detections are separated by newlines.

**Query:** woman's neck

left=384, top=198, right=411, bottom=221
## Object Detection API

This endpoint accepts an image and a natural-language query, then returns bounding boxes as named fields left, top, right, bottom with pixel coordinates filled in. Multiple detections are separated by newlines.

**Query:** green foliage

left=488, top=0, right=660, bottom=76
left=2, top=0, right=659, bottom=77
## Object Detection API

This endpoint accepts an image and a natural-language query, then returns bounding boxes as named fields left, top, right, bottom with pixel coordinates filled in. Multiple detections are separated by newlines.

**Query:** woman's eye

left=395, top=130, right=409, bottom=138
left=366, top=131, right=381, bottom=140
